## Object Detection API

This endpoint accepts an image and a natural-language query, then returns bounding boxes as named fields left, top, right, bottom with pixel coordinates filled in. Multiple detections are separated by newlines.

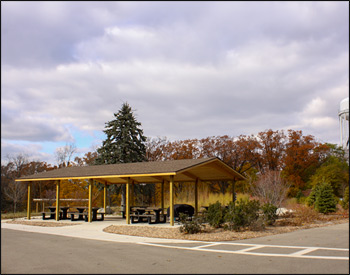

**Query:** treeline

left=1, top=129, right=348, bottom=213
left=146, top=129, right=348, bottom=197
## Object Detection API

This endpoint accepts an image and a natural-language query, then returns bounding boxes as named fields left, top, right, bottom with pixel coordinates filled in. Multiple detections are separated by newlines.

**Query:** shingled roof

left=16, top=157, right=245, bottom=184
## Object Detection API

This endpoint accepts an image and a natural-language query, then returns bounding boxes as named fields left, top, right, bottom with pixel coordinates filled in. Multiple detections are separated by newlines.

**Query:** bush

left=291, top=204, right=319, bottom=226
left=341, top=186, right=349, bottom=210
left=306, top=184, right=321, bottom=207
left=314, top=182, right=337, bottom=214
left=295, top=190, right=305, bottom=204
left=251, top=170, right=289, bottom=207
left=178, top=213, right=203, bottom=234
left=206, top=201, right=227, bottom=228
left=223, top=201, right=236, bottom=230
left=248, top=216, right=266, bottom=231
left=261, top=203, right=278, bottom=225
left=224, top=199, right=261, bottom=231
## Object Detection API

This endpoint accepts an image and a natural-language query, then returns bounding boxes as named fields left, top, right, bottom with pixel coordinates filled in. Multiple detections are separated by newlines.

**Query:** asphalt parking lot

left=1, top=220, right=349, bottom=274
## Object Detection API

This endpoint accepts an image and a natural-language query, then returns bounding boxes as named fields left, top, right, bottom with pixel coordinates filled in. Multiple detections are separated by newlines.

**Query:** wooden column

left=126, top=178, right=131, bottom=224
left=27, top=182, right=31, bottom=220
left=169, top=175, right=174, bottom=226
left=195, top=178, right=199, bottom=216
left=161, top=180, right=165, bottom=214
left=55, top=180, right=60, bottom=221
left=103, top=182, right=107, bottom=213
left=131, top=181, right=135, bottom=206
left=88, top=179, right=93, bottom=222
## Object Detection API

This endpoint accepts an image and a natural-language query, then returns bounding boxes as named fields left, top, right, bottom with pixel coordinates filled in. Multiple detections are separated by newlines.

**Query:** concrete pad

left=1, top=215, right=188, bottom=244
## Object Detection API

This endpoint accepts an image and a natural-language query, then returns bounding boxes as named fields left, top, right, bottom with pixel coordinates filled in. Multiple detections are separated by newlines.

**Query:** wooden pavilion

left=16, top=157, right=245, bottom=226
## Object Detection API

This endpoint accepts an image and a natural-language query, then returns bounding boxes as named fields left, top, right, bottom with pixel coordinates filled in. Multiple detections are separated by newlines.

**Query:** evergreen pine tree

left=95, top=102, right=148, bottom=206
left=314, top=182, right=337, bottom=214
left=307, top=184, right=321, bottom=207
left=95, top=102, right=147, bottom=165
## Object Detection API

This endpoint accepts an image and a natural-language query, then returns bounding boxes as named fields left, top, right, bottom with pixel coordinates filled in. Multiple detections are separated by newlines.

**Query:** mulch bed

left=103, top=218, right=349, bottom=241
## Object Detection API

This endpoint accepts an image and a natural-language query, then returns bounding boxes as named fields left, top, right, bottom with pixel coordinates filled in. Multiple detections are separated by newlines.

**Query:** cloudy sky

left=1, top=1, right=349, bottom=165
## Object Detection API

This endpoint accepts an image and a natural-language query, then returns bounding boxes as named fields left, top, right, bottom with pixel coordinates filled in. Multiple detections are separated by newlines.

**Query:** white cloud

left=1, top=140, right=52, bottom=165
left=302, top=97, right=327, bottom=117
left=1, top=1, right=349, bottom=164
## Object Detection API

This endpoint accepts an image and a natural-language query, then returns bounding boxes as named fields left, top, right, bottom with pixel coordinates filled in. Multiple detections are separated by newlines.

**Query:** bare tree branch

left=251, top=170, right=290, bottom=207
left=55, top=142, right=77, bottom=166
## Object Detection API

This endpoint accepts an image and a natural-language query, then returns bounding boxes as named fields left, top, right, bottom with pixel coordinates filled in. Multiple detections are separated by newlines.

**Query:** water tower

left=338, top=97, right=349, bottom=150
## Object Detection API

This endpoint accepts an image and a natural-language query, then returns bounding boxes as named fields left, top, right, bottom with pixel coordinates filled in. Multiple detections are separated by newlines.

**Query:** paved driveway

left=1, top=222, right=349, bottom=274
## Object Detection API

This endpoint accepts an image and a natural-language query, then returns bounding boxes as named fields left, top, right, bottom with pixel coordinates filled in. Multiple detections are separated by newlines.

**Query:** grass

left=175, top=192, right=250, bottom=206
left=1, top=210, right=45, bottom=220
left=156, top=191, right=251, bottom=209
left=1, top=211, right=29, bottom=220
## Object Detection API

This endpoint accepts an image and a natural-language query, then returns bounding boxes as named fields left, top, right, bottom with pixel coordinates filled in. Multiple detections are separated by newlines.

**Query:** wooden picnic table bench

left=84, top=212, right=105, bottom=222
left=41, top=206, right=70, bottom=220
left=130, top=212, right=167, bottom=224
left=41, top=211, right=60, bottom=220
left=68, top=211, right=86, bottom=221
left=130, top=213, right=154, bottom=224
left=68, top=210, right=105, bottom=222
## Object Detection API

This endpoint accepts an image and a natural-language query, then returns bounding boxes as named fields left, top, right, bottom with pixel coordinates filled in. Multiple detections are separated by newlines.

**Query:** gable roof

left=16, top=157, right=246, bottom=184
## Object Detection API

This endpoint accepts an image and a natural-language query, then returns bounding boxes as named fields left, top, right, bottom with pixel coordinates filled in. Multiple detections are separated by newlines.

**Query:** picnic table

left=41, top=206, right=70, bottom=220
left=59, top=206, right=70, bottom=219
left=131, top=207, right=166, bottom=224
left=149, top=207, right=166, bottom=223
left=69, top=207, right=104, bottom=221
left=121, top=205, right=147, bottom=219
left=69, top=207, right=86, bottom=221
left=47, top=206, right=56, bottom=219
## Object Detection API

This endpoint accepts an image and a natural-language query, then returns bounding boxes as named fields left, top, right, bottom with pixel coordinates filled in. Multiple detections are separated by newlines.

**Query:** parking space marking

left=194, top=243, right=222, bottom=249
left=237, top=245, right=265, bottom=252
left=290, top=247, right=319, bottom=256
left=138, top=241, right=349, bottom=260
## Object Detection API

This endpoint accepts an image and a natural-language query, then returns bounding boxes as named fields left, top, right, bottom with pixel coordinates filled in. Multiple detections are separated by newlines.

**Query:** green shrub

left=178, top=213, right=203, bottom=234
left=295, top=190, right=305, bottom=204
left=206, top=201, right=227, bottom=228
left=307, top=184, right=321, bottom=207
left=248, top=216, right=266, bottom=231
left=341, top=186, right=349, bottom=210
left=223, top=201, right=236, bottom=230
left=314, top=182, right=337, bottom=214
left=224, top=199, right=261, bottom=231
left=261, top=203, right=278, bottom=225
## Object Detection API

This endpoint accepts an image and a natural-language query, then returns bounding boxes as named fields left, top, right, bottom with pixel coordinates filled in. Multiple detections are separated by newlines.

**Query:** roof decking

left=16, top=157, right=245, bottom=184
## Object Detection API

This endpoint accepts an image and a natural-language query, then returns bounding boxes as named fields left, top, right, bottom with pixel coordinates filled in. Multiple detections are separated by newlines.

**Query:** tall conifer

left=315, top=182, right=337, bottom=214
left=95, top=103, right=147, bottom=206
left=95, top=102, right=147, bottom=165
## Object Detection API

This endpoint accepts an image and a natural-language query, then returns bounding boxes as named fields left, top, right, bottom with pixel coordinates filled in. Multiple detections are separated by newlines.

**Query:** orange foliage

left=74, top=151, right=98, bottom=166
left=145, top=129, right=332, bottom=199
left=282, top=130, right=330, bottom=195
left=59, top=179, right=102, bottom=207
left=256, top=129, right=286, bottom=172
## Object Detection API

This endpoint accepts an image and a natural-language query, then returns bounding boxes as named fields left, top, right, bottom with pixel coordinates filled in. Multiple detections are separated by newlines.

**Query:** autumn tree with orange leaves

left=282, top=130, right=330, bottom=196
left=145, top=129, right=337, bottom=202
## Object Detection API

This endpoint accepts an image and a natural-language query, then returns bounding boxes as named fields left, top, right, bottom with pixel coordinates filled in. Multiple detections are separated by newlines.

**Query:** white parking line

left=194, top=243, right=221, bottom=249
left=237, top=245, right=265, bottom=252
left=138, top=241, right=349, bottom=260
left=290, top=247, right=319, bottom=256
